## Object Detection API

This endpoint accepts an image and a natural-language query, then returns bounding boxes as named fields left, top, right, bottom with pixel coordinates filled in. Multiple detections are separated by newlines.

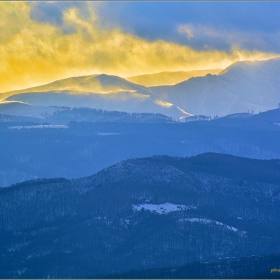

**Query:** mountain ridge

left=2, top=74, right=193, bottom=119
left=149, top=57, right=280, bottom=116
left=2, top=58, right=280, bottom=118
left=1, top=152, right=280, bottom=278
left=0, top=74, right=151, bottom=97
left=0, top=107, right=279, bottom=187
left=126, top=69, right=222, bottom=87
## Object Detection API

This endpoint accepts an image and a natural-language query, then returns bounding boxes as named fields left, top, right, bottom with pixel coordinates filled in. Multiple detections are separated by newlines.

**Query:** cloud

left=0, top=2, right=278, bottom=95
left=29, top=2, right=91, bottom=25
left=177, top=25, right=194, bottom=40
left=154, top=100, right=173, bottom=108
left=95, top=2, right=280, bottom=56
left=176, top=24, right=280, bottom=52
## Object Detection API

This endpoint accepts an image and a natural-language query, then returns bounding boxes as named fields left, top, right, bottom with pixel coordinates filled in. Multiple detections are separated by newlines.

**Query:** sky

left=0, top=1, right=280, bottom=92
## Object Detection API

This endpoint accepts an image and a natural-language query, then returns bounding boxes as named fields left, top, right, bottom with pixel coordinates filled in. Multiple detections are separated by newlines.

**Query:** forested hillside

left=0, top=153, right=280, bottom=278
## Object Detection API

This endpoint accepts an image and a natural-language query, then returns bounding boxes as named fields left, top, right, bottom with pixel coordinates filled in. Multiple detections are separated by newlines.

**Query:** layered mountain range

left=1, top=57, right=280, bottom=118
left=149, top=57, right=280, bottom=116
left=0, top=107, right=279, bottom=187
left=1, top=57, right=280, bottom=279
left=0, top=75, right=191, bottom=119
left=1, top=153, right=280, bottom=278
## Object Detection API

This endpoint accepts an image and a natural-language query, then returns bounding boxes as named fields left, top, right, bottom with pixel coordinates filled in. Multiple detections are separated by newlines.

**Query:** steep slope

left=126, top=69, right=222, bottom=87
left=1, top=153, right=280, bottom=278
left=149, top=57, right=280, bottom=117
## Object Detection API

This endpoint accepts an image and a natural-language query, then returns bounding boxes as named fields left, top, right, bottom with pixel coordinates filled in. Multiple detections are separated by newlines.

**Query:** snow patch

left=181, top=217, right=246, bottom=234
left=132, top=203, right=196, bottom=215
left=97, top=132, right=120, bottom=136
left=154, top=99, right=173, bottom=108
left=8, top=125, right=68, bottom=130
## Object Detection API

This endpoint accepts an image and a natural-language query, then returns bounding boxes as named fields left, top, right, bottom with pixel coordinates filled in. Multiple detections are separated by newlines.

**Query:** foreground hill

left=0, top=153, right=280, bottom=278
left=149, top=57, right=280, bottom=116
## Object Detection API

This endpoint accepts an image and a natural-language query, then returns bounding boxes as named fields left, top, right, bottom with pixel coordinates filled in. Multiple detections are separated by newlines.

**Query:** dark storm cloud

left=93, top=2, right=280, bottom=53
left=25, top=2, right=280, bottom=53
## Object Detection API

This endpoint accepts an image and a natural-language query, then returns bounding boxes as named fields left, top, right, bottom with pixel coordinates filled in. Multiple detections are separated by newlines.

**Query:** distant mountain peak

left=149, top=57, right=280, bottom=117
left=219, top=57, right=280, bottom=75
left=127, top=69, right=222, bottom=87
left=1, top=73, right=150, bottom=98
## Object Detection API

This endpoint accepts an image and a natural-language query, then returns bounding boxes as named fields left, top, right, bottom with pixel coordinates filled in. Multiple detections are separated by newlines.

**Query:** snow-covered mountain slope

left=2, top=74, right=193, bottom=119
left=3, top=58, right=279, bottom=118
left=1, top=74, right=151, bottom=96
left=0, top=101, right=58, bottom=118
left=149, top=58, right=280, bottom=117
left=126, top=69, right=221, bottom=87
left=5, top=91, right=192, bottom=119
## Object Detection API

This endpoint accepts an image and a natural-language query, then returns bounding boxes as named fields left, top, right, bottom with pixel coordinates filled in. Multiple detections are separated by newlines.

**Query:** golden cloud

left=0, top=2, right=278, bottom=95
